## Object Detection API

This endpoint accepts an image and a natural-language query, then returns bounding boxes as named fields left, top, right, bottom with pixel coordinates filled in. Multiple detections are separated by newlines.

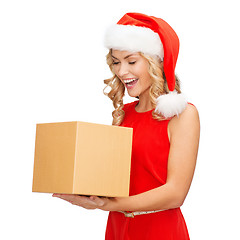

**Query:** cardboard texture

left=32, top=121, right=133, bottom=197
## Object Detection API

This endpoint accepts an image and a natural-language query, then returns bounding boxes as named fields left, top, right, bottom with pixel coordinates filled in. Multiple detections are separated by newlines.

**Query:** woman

left=53, top=12, right=200, bottom=239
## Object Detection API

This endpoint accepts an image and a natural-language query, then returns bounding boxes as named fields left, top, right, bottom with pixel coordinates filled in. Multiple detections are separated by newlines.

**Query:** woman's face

left=111, top=50, right=152, bottom=98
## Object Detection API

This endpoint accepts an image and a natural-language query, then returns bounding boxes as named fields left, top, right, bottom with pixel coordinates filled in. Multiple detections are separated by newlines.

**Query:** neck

left=135, top=92, right=153, bottom=112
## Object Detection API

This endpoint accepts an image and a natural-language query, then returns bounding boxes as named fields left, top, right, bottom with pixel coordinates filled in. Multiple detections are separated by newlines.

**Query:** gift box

left=32, top=121, right=133, bottom=197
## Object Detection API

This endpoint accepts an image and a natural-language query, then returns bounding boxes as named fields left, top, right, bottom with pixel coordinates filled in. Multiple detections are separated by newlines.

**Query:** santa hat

left=104, top=12, right=187, bottom=118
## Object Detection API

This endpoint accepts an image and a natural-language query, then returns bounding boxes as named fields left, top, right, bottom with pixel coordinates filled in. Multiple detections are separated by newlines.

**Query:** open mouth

left=123, top=78, right=138, bottom=88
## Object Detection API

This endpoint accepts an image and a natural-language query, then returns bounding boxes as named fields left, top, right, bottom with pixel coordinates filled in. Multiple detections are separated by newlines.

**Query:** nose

left=117, top=63, right=129, bottom=78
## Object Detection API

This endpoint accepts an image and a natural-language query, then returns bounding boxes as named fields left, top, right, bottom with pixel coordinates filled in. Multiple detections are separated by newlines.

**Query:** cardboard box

left=32, top=121, right=133, bottom=197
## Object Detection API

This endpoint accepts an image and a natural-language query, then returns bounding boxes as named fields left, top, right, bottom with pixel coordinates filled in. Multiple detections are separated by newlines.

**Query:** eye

left=129, top=61, right=136, bottom=65
left=113, top=61, right=120, bottom=65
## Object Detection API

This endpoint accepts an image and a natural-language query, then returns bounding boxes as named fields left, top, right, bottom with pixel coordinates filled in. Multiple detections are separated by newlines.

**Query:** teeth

left=124, top=78, right=137, bottom=84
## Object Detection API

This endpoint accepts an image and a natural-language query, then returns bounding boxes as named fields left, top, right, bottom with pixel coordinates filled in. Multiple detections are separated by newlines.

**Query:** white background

left=1, top=0, right=239, bottom=239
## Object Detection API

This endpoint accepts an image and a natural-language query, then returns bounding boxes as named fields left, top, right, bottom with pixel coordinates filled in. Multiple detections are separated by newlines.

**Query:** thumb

left=90, top=196, right=105, bottom=207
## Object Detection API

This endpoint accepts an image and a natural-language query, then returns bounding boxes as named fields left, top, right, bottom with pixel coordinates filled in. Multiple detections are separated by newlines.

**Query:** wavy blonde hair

left=103, top=50, right=181, bottom=125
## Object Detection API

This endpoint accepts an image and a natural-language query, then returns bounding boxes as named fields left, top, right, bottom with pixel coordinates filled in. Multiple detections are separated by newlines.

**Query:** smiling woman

left=104, top=50, right=182, bottom=125
left=111, top=51, right=152, bottom=98
left=54, top=12, right=200, bottom=240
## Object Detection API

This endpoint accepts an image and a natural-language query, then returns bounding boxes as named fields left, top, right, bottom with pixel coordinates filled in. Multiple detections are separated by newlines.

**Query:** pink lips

left=124, top=78, right=138, bottom=89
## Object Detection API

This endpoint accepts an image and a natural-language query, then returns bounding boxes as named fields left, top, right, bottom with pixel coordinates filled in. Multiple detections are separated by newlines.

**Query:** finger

left=53, top=194, right=76, bottom=202
left=89, top=196, right=105, bottom=207
left=58, top=195, right=98, bottom=206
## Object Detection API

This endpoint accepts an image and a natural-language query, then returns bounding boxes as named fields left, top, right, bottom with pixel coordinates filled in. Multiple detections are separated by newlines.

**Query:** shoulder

left=168, top=103, right=200, bottom=140
left=170, top=103, right=199, bottom=126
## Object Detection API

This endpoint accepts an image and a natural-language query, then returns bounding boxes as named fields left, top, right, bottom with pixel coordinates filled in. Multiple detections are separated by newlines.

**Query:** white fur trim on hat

left=104, top=24, right=164, bottom=60
left=155, top=90, right=187, bottom=118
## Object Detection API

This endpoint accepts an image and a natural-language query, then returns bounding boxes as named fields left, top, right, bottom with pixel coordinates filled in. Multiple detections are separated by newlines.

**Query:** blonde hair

left=103, top=50, right=181, bottom=125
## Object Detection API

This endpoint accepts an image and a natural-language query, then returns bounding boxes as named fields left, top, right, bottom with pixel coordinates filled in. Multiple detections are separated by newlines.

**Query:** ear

left=160, top=60, right=163, bottom=68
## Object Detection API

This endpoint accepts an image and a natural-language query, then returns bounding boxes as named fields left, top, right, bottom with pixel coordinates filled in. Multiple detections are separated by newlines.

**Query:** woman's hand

left=52, top=194, right=119, bottom=211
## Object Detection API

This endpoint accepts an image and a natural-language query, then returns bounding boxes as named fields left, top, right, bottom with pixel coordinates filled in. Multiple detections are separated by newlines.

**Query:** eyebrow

left=111, top=54, right=136, bottom=60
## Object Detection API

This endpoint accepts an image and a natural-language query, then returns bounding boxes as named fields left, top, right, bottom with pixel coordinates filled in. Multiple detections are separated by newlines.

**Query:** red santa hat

left=104, top=12, right=187, bottom=118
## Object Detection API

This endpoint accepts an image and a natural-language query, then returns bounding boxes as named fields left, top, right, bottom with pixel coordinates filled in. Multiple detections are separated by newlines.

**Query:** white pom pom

left=155, top=90, right=187, bottom=118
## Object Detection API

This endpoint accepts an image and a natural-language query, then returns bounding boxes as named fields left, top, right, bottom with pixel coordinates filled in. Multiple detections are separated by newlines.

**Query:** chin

left=126, top=90, right=138, bottom=98
left=128, top=93, right=138, bottom=98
